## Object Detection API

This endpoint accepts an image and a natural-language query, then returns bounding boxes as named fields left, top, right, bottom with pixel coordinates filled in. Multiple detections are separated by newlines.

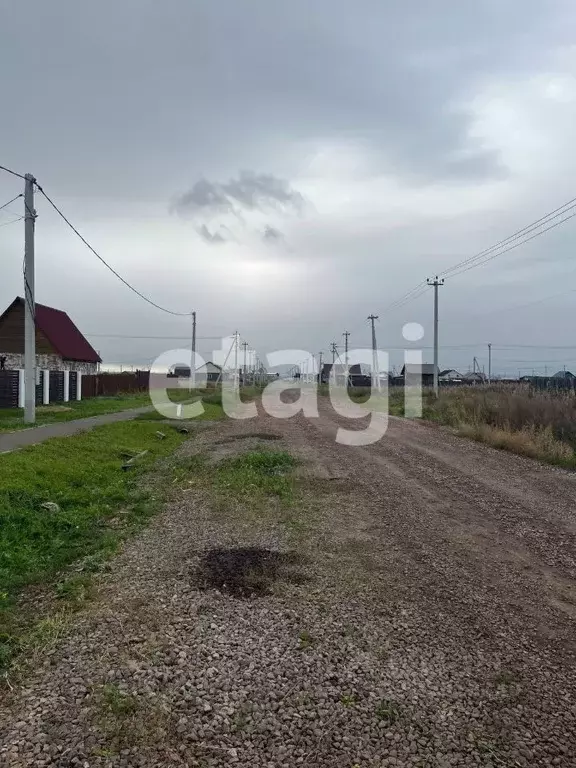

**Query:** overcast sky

left=1, top=0, right=576, bottom=375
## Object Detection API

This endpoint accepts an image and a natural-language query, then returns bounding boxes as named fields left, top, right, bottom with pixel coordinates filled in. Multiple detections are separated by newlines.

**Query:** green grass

left=0, top=420, right=191, bottom=672
left=0, top=388, right=231, bottom=432
left=0, top=420, right=188, bottom=598
left=213, top=450, right=298, bottom=501
left=135, top=400, right=224, bottom=422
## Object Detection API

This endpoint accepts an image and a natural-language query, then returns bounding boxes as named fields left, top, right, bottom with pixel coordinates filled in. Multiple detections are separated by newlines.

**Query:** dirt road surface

left=2, top=396, right=575, bottom=767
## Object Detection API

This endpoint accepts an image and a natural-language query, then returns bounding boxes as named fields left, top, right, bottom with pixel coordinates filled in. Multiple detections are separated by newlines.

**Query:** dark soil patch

left=195, top=547, right=304, bottom=598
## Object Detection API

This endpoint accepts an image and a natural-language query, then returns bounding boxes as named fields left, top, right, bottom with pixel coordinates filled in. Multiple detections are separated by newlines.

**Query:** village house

left=0, top=297, right=101, bottom=374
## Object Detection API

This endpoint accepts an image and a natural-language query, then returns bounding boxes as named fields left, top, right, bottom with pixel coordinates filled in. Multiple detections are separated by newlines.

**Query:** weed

left=375, top=698, right=401, bottom=724
left=297, top=630, right=317, bottom=650
left=214, top=450, right=297, bottom=500
left=100, top=683, right=139, bottom=717
left=340, top=693, right=359, bottom=707
left=54, top=575, right=93, bottom=605
left=495, top=670, right=516, bottom=686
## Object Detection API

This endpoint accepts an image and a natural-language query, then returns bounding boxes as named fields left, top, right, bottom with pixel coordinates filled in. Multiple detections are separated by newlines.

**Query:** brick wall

left=0, top=352, right=97, bottom=375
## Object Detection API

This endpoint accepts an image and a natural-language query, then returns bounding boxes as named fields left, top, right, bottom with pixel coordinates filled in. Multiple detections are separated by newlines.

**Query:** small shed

left=0, top=296, right=101, bottom=373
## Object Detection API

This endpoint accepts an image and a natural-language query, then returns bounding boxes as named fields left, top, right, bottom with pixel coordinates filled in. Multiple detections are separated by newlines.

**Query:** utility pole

left=318, top=351, right=323, bottom=384
left=191, top=311, right=197, bottom=389
left=488, top=343, right=492, bottom=384
left=330, top=342, right=338, bottom=384
left=427, top=277, right=444, bottom=396
left=241, top=341, right=248, bottom=384
left=233, top=332, right=239, bottom=390
left=343, top=330, right=350, bottom=386
left=24, top=174, right=36, bottom=424
left=367, top=315, right=380, bottom=391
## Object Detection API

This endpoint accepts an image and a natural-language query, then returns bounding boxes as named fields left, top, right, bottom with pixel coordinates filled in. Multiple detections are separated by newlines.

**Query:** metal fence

left=0, top=370, right=19, bottom=408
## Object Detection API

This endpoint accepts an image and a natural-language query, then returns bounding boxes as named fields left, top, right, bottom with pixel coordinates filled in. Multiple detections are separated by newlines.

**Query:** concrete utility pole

left=343, top=330, right=350, bottom=386
left=233, top=331, right=239, bottom=390
left=427, top=277, right=444, bottom=396
left=330, top=342, right=338, bottom=384
left=488, top=343, right=492, bottom=384
left=241, top=341, right=248, bottom=383
left=191, top=311, right=197, bottom=389
left=367, top=315, right=380, bottom=391
left=24, top=174, right=36, bottom=424
left=318, top=351, right=323, bottom=384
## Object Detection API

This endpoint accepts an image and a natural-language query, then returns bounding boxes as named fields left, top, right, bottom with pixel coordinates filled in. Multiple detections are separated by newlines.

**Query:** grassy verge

left=0, top=386, right=246, bottom=432
left=422, top=386, right=576, bottom=467
left=321, top=384, right=576, bottom=467
left=387, top=386, right=576, bottom=467
left=0, top=420, right=193, bottom=674
left=0, top=393, right=150, bottom=432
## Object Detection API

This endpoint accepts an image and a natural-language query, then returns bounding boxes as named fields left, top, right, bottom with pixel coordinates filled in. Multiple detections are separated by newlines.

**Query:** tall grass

left=426, top=385, right=576, bottom=465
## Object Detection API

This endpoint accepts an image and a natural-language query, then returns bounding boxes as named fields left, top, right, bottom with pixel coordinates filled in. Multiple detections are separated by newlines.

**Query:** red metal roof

left=14, top=297, right=101, bottom=363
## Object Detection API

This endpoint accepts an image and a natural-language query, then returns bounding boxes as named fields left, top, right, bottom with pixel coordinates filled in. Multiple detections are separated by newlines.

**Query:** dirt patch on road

left=195, top=546, right=305, bottom=597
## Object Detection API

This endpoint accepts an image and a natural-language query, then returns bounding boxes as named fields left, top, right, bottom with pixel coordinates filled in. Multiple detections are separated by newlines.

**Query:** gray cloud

left=262, top=225, right=284, bottom=243
left=172, top=171, right=302, bottom=244
left=1, top=0, right=575, bottom=371
left=172, top=171, right=303, bottom=219
left=198, top=224, right=227, bottom=244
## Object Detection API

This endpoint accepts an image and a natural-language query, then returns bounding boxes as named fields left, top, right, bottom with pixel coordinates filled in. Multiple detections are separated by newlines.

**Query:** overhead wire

left=0, top=163, right=26, bottom=180
left=0, top=193, right=23, bottom=213
left=0, top=216, right=23, bottom=228
left=35, top=185, right=192, bottom=317
left=439, top=196, right=576, bottom=278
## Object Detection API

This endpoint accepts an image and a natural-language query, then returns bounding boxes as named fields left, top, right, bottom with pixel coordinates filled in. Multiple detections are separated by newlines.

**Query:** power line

left=370, top=193, right=576, bottom=321
left=36, top=185, right=191, bottom=317
left=439, top=196, right=576, bottom=278
left=446, top=210, right=576, bottom=279
left=0, top=163, right=26, bottom=180
left=85, top=333, right=222, bottom=340
left=0, top=216, right=23, bottom=228
left=0, top=193, right=23, bottom=212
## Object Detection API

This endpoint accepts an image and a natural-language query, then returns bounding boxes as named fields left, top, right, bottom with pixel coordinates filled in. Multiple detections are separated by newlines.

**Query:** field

left=346, top=384, right=576, bottom=467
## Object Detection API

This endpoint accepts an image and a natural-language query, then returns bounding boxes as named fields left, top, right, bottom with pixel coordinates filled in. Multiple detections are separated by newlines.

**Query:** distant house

left=320, top=362, right=373, bottom=387
left=0, top=296, right=101, bottom=374
left=401, top=363, right=438, bottom=388
left=462, top=371, right=486, bottom=383
left=551, top=370, right=576, bottom=380
left=195, top=361, right=222, bottom=384
left=439, top=369, right=463, bottom=383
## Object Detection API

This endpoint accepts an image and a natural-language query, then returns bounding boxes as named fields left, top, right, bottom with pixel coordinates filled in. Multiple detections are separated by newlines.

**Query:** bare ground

left=1, top=396, right=576, bottom=767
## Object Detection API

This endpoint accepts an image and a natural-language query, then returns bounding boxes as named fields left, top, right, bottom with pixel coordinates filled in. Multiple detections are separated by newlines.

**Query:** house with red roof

left=0, top=297, right=101, bottom=374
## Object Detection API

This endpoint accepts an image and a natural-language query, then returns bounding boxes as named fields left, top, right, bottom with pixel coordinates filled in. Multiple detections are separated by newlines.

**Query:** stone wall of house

left=0, top=352, right=97, bottom=375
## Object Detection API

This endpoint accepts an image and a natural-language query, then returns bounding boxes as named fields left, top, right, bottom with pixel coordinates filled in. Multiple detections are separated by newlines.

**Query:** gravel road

left=2, top=396, right=575, bottom=767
